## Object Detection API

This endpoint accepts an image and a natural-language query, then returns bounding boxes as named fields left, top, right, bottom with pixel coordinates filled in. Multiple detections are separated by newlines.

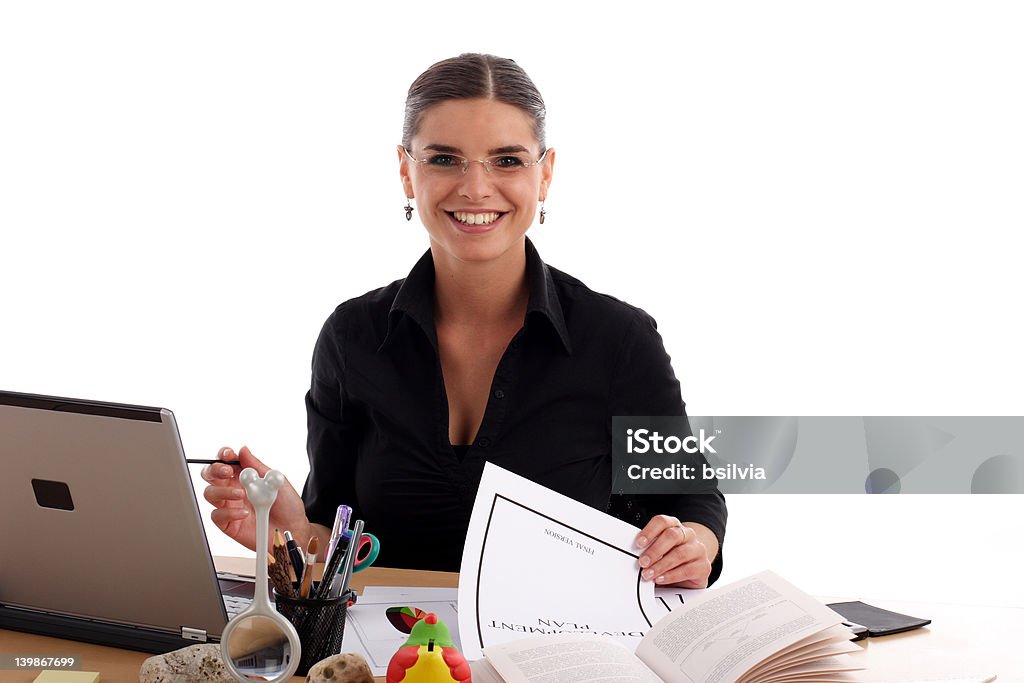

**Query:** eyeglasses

left=402, top=147, right=547, bottom=176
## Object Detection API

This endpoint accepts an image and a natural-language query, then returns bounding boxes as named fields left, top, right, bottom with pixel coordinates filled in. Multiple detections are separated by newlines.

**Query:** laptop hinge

left=181, top=626, right=208, bottom=642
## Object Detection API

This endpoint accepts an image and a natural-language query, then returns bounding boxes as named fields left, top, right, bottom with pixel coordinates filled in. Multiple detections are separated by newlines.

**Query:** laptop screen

left=0, top=390, right=230, bottom=642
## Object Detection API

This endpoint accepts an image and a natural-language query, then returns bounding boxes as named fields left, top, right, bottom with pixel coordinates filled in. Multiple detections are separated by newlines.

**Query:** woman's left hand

left=635, top=516, right=717, bottom=588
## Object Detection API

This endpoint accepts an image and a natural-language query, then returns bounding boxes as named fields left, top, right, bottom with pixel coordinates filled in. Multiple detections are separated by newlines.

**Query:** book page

left=635, top=571, right=845, bottom=683
left=738, top=631, right=861, bottom=682
left=481, top=633, right=661, bottom=683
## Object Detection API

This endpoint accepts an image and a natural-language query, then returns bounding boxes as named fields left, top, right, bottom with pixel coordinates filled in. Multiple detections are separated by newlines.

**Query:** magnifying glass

left=221, top=468, right=301, bottom=682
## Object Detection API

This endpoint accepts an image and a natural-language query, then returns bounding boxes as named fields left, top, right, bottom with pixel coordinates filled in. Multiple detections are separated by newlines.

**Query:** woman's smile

left=446, top=210, right=509, bottom=234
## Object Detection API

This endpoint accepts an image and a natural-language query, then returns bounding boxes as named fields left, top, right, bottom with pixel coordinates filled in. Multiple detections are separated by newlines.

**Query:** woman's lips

left=446, top=211, right=507, bottom=234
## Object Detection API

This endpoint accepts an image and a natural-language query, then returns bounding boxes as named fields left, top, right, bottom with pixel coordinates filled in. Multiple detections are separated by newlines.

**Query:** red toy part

left=442, top=645, right=472, bottom=682
left=385, top=644, right=421, bottom=683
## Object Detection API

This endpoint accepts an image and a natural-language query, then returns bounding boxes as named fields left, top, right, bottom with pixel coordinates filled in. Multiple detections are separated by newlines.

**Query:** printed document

left=458, top=462, right=659, bottom=660
left=341, top=586, right=460, bottom=676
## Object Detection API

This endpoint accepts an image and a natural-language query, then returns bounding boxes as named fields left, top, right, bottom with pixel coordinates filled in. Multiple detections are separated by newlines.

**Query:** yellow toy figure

left=385, top=613, right=471, bottom=683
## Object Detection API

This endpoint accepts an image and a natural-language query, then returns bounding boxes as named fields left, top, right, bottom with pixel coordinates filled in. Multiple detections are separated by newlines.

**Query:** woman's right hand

left=200, top=445, right=311, bottom=552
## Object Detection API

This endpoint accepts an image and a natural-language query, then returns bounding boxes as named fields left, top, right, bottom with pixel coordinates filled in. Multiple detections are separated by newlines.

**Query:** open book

left=470, top=571, right=865, bottom=683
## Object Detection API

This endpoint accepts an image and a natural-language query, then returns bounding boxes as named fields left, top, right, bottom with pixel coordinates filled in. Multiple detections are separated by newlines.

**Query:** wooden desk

left=0, top=558, right=455, bottom=683
left=1, top=559, right=1020, bottom=682
left=817, top=596, right=1022, bottom=682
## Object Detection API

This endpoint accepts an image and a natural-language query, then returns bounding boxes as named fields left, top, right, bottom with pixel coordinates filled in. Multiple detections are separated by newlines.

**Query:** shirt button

left=493, top=389, right=505, bottom=400
left=477, top=437, right=491, bottom=448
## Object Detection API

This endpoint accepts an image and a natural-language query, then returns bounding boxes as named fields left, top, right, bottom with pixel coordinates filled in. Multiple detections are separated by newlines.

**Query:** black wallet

left=826, top=600, right=931, bottom=638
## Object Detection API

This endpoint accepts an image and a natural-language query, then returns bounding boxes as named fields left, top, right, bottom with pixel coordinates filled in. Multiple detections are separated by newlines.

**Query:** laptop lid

left=0, top=390, right=230, bottom=648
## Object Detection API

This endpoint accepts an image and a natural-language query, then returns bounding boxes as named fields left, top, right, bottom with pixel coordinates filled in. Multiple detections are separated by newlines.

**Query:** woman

left=202, top=53, right=726, bottom=588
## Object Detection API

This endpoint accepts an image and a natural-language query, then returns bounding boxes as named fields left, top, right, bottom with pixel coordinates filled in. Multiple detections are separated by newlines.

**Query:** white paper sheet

left=458, top=462, right=659, bottom=660
left=654, top=586, right=707, bottom=613
left=341, top=588, right=461, bottom=676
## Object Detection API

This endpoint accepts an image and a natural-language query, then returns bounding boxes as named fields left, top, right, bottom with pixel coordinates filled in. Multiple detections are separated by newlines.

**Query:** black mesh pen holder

left=274, top=585, right=356, bottom=676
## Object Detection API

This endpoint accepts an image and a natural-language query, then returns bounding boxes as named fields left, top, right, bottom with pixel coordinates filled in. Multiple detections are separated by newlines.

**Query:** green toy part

left=405, top=613, right=455, bottom=648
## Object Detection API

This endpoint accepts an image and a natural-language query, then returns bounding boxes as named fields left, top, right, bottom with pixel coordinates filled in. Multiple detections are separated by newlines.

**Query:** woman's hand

left=635, top=515, right=718, bottom=588
left=200, top=445, right=311, bottom=552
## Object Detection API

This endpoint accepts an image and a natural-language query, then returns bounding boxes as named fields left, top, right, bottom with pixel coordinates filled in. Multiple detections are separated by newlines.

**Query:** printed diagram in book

left=698, top=609, right=771, bottom=652
left=674, top=601, right=806, bottom=678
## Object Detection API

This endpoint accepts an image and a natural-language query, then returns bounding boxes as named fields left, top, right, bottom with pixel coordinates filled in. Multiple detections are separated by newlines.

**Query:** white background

left=2, top=2, right=1021, bottom=609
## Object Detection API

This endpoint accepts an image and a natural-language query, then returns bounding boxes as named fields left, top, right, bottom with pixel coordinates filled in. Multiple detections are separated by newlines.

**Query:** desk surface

left=1, top=557, right=1019, bottom=682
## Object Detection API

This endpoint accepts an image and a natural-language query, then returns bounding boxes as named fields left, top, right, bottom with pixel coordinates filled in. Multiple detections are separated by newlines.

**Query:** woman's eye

left=427, top=154, right=459, bottom=167
left=494, top=155, right=526, bottom=168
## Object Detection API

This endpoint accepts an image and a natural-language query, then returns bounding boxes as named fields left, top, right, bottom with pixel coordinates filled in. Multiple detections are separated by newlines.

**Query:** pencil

left=273, top=529, right=295, bottom=582
left=267, top=554, right=295, bottom=598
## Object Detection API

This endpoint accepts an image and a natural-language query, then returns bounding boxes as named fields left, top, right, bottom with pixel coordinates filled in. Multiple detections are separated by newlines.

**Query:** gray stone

left=139, top=643, right=234, bottom=683
left=306, top=652, right=374, bottom=683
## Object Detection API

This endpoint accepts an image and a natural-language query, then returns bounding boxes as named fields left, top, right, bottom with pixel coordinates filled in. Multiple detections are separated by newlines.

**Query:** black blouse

left=301, top=238, right=727, bottom=583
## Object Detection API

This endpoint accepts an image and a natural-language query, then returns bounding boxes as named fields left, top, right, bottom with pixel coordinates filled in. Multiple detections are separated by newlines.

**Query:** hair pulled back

left=402, top=53, right=547, bottom=152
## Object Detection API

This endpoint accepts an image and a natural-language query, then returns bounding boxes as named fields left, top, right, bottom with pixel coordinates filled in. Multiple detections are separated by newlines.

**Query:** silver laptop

left=0, top=390, right=255, bottom=653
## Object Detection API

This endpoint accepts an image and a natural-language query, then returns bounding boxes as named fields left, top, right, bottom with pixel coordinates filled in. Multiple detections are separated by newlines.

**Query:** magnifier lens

left=224, top=614, right=294, bottom=681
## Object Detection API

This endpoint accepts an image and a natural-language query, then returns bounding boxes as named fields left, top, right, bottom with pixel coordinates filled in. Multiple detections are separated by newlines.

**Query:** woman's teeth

left=452, top=211, right=502, bottom=225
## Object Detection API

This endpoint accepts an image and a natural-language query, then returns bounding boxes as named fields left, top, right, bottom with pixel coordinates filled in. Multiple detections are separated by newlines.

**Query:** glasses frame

left=402, top=146, right=548, bottom=175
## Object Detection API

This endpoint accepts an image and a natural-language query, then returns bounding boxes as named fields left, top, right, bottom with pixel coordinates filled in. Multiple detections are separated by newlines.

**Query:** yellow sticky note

left=33, top=672, right=100, bottom=683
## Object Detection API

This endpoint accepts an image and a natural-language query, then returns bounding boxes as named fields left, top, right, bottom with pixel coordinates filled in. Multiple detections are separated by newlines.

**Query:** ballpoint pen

left=314, top=531, right=350, bottom=600
left=324, top=504, right=352, bottom=572
left=283, top=530, right=306, bottom=581
left=336, top=519, right=365, bottom=598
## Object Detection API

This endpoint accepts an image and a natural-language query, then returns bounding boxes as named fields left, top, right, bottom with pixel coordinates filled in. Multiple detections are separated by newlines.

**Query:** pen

left=186, top=459, right=243, bottom=466
left=337, top=519, right=364, bottom=599
left=314, top=530, right=351, bottom=600
left=283, top=530, right=305, bottom=580
left=324, top=504, right=352, bottom=573
left=327, top=529, right=356, bottom=599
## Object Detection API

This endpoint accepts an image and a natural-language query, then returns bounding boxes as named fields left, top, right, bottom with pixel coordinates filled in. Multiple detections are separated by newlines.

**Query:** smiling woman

left=201, top=53, right=728, bottom=589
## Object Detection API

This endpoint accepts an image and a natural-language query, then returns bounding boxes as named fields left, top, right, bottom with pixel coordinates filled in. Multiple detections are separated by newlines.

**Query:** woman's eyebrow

left=489, top=145, right=529, bottom=155
left=424, top=144, right=461, bottom=153
left=422, top=143, right=530, bottom=155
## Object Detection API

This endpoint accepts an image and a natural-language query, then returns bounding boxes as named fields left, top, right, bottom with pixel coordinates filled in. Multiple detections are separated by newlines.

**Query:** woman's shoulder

left=324, top=279, right=403, bottom=323
left=546, top=264, right=660, bottom=334
left=315, top=277, right=406, bottom=350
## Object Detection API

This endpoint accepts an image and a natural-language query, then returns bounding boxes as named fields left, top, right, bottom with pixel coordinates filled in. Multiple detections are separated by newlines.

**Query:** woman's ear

left=540, top=147, right=555, bottom=200
left=397, top=145, right=414, bottom=198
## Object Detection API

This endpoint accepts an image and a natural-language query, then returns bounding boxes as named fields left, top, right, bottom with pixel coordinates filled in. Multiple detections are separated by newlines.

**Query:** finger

left=636, top=515, right=681, bottom=549
left=649, top=555, right=712, bottom=587
left=237, top=445, right=272, bottom=476
left=639, top=524, right=690, bottom=569
left=644, top=540, right=706, bottom=581
left=202, top=447, right=239, bottom=483
left=203, top=485, right=246, bottom=507
left=202, top=465, right=240, bottom=484
left=211, top=507, right=250, bottom=530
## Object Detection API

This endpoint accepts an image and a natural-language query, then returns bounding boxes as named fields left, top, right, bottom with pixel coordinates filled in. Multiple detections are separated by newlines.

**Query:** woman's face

left=399, top=98, right=554, bottom=266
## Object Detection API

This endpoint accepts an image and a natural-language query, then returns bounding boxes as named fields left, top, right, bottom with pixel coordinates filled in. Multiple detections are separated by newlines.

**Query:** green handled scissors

left=348, top=531, right=380, bottom=573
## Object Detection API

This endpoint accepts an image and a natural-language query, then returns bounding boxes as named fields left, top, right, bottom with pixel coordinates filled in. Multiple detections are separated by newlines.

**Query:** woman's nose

left=457, top=159, right=494, bottom=198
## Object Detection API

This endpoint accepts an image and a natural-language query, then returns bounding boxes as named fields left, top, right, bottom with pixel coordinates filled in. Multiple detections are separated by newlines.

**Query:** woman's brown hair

left=402, top=53, right=547, bottom=153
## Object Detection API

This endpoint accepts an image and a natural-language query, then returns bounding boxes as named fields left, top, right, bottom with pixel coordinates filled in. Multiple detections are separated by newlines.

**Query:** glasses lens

left=411, top=150, right=541, bottom=175
left=489, top=154, right=532, bottom=173
left=422, top=153, right=464, bottom=171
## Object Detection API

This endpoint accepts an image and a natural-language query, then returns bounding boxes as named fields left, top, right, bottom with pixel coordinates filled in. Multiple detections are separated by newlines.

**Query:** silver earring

left=404, top=199, right=414, bottom=221
left=539, top=200, right=546, bottom=225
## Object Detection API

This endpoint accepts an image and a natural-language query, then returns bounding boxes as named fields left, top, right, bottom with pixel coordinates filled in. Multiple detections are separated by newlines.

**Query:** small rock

left=306, top=652, right=374, bottom=683
left=139, top=643, right=234, bottom=683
